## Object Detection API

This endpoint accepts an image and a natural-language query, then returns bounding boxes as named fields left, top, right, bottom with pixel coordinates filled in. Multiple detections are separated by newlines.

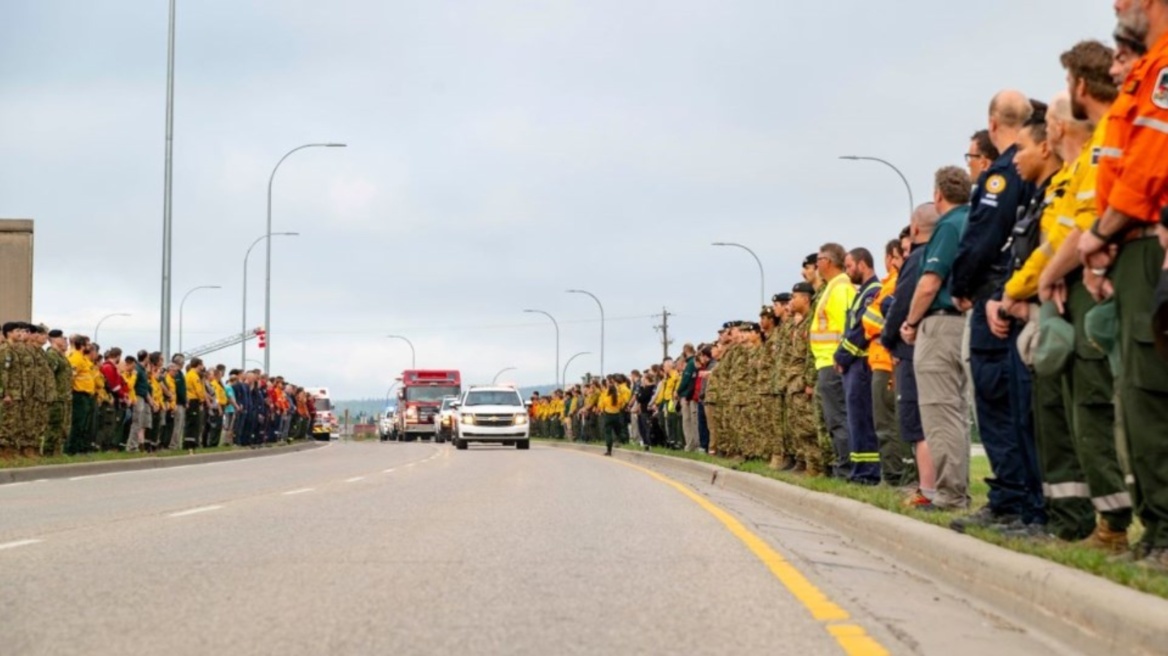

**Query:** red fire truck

left=393, top=370, right=461, bottom=442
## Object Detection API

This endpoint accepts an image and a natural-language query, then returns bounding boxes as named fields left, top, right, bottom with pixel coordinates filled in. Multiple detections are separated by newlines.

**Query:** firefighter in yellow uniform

left=811, top=245, right=857, bottom=476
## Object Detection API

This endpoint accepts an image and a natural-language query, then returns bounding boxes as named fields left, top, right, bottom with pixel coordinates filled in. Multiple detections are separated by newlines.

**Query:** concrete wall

left=0, top=219, right=34, bottom=322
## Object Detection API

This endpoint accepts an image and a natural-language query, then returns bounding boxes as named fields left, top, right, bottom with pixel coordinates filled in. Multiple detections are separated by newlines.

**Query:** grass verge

left=536, top=438, right=1168, bottom=600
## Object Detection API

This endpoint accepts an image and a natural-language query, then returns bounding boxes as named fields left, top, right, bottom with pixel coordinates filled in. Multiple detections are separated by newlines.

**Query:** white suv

left=453, top=387, right=530, bottom=450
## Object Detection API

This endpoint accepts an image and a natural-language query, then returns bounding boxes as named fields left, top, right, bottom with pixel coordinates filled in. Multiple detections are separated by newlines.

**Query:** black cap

left=1115, top=26, right=1148, bottom=56
left=773, top=292, right=792, bottom=303
left=759, top=305, right=776, bottom=318
left=792, top=282, right=815, bottom=295
left=803, top=253, right=818, bottom=267
left=741, top=322, right=760, bottom=333
left=48, top=329, right=64, bottom=338
left=1, top=322, right=17, bottom=336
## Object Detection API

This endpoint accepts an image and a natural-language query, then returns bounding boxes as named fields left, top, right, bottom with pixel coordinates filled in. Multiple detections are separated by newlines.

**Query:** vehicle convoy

left=306, top=387, right=337, bottom=440
left=453, top=386, right=530, bottom=450
left=394, top=370, right=461, bottom=441
left=435, top=396, right=458, bottom=443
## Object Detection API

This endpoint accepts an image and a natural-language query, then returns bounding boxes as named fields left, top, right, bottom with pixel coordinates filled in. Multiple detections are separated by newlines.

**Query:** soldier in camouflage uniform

left=1, top=323, right=33, bottom=456
left=28, top=326, right=57, bottom=455
left=739, top=322, right=769, bottom=459
left=771, top=297, right=797, bottom=469
left=703, top=325, right=733, bottom=455
left=753, top=308, right=784, bottom=463
left=712, top=324, right=745, bottom=456
left=784, top=282, right=827, bottom=476
left=44, top=330, right=73, bottom=456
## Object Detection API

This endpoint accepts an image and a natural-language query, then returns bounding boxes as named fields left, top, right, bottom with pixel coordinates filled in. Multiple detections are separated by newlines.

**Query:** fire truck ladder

left=184, top=327, right=261, bottom=359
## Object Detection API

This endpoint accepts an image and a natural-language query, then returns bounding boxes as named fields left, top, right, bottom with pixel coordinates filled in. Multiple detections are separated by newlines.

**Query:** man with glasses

left=965, top=129, right=1000, bottom=186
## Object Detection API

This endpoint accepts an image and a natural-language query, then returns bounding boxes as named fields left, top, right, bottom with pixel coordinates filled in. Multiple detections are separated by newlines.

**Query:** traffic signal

left=256, top=327, right=266, bottom=349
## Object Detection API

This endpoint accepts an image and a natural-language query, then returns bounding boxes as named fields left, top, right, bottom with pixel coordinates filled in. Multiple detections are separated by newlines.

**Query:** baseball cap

left=1085, top=299, right=1121, bottom=375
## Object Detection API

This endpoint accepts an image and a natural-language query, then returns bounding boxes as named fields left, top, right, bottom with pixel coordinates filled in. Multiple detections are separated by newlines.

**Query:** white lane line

left=345, top=476, right=365, bottom=483
left=283, top=487, right=315, bottom=495
left=167, top=505, right=223, bottom=518
left=0, top=539, right=42, bottom=551
left=382, top=468, right=396, bottom=473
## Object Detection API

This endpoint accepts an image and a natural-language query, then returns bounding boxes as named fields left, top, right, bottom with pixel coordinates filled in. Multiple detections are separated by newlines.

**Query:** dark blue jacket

left=949, top=144, right=1034, bottom=302
left=882, top=245, right=925, bottom=361
left=834, top=275, right=882, bottom=372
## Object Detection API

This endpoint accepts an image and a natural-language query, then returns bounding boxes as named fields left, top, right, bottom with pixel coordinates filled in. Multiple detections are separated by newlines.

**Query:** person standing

left=184, top=358, right=206, bottom=449
left=27, top=326, right=57, bottom=455
left=884, top=204, right=942, bottom=507
left=169, top=354, right=187, bottom=449
left=97, top=348, right=125, bottom=451
left=863, top=240, right=914, bottom=486
left=902, top=167, right=974, bottom=511
left=812, top=243, right=857, bottom=477
left=597, top=379, right=623, bottom=456
left=66, top=334, right=96, bottom=455
left=1078, top=0, right=1168, bottom=569
left=675, top=344, right=700, bottom=452
left=0, top=324, right=31, bottom=457
left=44, top=329, right=73, bottom=456
left=835, top=249, right=883, bottom=484
left=950, top=90, right=1044, bottom=532
left=782, top=283, right=824, bottom=476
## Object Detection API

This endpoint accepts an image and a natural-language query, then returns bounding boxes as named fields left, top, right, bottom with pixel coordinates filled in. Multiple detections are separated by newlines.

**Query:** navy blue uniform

left=950, top=145, right=1044, bottom=525
left=882, top=244, right=926, bottom=444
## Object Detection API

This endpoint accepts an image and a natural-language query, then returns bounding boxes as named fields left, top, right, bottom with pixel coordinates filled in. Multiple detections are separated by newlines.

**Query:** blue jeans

left=697, top=402, right=710, bottom=452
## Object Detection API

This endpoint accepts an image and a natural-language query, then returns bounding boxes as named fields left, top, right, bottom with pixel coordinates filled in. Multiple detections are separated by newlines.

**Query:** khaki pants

left=680, top=399, right=700, bottom=451
left=914, top=315, right=971, bottom=509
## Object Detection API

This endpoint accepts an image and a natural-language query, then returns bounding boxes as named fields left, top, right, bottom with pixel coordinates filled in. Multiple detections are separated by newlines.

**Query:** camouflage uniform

left=29, top=345, right=57, bottom=453
left=749, top=334, right=781, bottom=460
left=727, top=344, right=754, bottom=458
left=771, top=321, right=795, bottom=462
left=13, top=342, right=41, bottom=451
left=704, top=355, right=725, bottom=454
left=45, top=348, right=72, bottom=456
left=784, top=312, right=827, bottom=476
left=715, top=344, right=744, bottom=456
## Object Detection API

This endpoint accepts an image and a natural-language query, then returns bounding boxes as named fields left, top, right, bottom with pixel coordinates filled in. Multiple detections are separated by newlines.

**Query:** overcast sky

left=2, top=1, right=1117, bottom=398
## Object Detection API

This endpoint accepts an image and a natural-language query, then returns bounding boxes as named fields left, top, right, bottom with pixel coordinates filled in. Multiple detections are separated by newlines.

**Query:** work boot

left=903, top=490, right=932, bottom=510
left=950, top=505, right=1021, bottom=534
left=997, top=522, right=1056, bottom=542
left=1137, top=548, right=1168, bottom=572
left=1079, top=520, right=1130, bottom=555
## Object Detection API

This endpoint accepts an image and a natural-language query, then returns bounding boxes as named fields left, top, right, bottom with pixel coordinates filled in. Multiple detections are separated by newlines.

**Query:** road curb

left=0, top=440, right=327, bottom=484
left=543, top=441, right=1168, bottom=656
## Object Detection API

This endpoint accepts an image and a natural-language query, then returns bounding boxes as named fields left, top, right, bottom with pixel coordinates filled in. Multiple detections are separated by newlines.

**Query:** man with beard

left=835, top=248, right=883, bottom=484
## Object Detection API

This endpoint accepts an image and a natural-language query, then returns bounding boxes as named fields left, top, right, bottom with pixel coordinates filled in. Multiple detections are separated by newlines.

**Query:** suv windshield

left=440, top=398, right=457, bottom=411
left=463, top=391, right=522, bottom=407
left=405, top=386, right=460, bottom=403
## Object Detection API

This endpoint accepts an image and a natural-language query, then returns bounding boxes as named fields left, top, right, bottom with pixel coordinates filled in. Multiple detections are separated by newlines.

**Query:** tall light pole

left=838, top=155, right=915, bottom=218
left=385, top=381, right=401, bottom=406
left=243, top=231, right=298, bottom=368
left=178, top=285, right=221, bottom=355
left=523, top=309, right=560, bottom=388
left=94, top=313, right=131, bottom=344
left=264, top=142, right=346, bottom=373
left=562, top=351, right=591, bottom=386
left=246, top=358, right=264, bottom=370
left=567, top=289, right=604, bottom=378
left=492, top=367, right=517, bottom=384
left=159, top=0, right=177, bottom=357
left=386, top=335, right=416, bottom=369
left=712, top=242, right=766, bottom=307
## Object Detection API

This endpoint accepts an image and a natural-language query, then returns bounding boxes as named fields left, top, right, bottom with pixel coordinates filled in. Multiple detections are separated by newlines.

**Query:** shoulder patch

left=1152, top=67, right=1168, bottom=110
left=985, top=174, right=1007, bottom=194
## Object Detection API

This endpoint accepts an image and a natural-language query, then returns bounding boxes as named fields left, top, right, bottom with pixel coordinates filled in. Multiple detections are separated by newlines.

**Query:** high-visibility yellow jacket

left=654, top=372, right=679, bottom=408
left=150, top=375, right=163, bottom=406
left=212, top=380, right=228, bottom=406
left=596, top=390, right=623, bottom=414
left=811, top=272, right=856, bottom=370
left=1005, top=117, right=1105, bottom=300
left=68, top=349, right=95, bottom=394
left=617, top=383, right=632, bottom=408
left=125, top=370, right=137, bottom=403
left=861, top=269, right=898, bottom=373
left=164, top=374, right=177, bottom=410
left=185, top=370, right=205, bottom=402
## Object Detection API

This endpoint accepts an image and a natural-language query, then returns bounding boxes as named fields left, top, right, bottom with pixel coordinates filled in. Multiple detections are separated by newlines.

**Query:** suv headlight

left=514, top=414, right=528, bottom=425
left=461, top=414, right=475, bottom=425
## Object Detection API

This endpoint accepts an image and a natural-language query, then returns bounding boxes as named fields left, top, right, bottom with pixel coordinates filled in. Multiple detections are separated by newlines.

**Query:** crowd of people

left=0, top=322, right=321, bottom=458
left=534, top=8, right=1168, bottom=571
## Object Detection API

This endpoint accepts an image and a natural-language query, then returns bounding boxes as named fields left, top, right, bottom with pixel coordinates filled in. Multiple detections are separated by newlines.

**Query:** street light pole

left=838, top=155, right=915, bottom=218
left=159, top=0, right=177, bottom=357
left=712, top=242, right=766, bottom=307
left=562, top=351, right=591, bottom=387
left=94, top=313, right=131, bottom=345
left=492, top=367, right=517, bottom=384
left=386, top=335, right=416, bottom=369
left=523, top=309, right=560, bottom=388
left=567, top=289, right=604, bottom=378
left=178, top=285, right=221, bottom=355
left=264, top=142, right=346, bottom=373
left=243, top=231, right=298, bottom=369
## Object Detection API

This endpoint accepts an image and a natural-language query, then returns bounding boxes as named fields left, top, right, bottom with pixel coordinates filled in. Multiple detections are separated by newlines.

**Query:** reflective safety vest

left=836, top=277, right=882, bottom=369
left=860, top=270, right=897, bottom=373
left=810, top=273, right=857, bottom=370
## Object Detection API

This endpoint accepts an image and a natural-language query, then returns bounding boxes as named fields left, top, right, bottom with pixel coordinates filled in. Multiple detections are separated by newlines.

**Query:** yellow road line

left=608, top=456, right=890, bottom=656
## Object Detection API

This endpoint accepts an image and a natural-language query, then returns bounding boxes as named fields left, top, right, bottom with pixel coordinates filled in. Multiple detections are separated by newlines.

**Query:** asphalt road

left=0, top=441, right=1081, bottom=656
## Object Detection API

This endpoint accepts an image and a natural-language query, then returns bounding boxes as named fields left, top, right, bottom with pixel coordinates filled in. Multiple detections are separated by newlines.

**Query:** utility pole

left=653, top=307, right=673, bottom=360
